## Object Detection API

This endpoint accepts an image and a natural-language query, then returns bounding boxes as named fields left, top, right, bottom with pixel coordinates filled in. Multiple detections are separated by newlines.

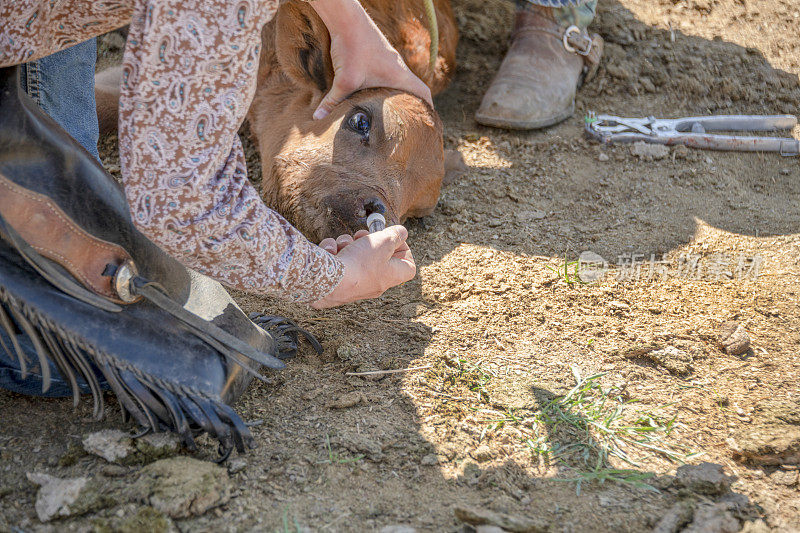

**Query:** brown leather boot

left=476, top=7, right=603, bottom=130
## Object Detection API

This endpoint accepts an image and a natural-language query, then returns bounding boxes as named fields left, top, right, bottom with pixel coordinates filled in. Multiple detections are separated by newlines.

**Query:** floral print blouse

left=0, top=0, right=344, bottom=303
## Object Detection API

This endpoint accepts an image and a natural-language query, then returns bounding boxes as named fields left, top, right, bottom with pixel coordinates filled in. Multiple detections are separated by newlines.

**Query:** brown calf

left=96, top=0, right=459, bottom=242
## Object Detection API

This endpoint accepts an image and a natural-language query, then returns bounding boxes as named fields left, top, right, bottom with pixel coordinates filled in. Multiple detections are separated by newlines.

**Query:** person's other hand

left=310, top=0, right=432, bottom=120
left=311, top=225, right=416, bottom=309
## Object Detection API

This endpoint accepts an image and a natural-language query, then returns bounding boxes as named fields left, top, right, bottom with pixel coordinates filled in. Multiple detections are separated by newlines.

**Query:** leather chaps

left=0, top=65, right=313, bottom=455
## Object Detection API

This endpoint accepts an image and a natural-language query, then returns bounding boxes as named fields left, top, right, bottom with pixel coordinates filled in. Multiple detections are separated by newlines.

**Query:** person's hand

left=319, top=229, right=370, bottom=255
left=311, top=226, right=416, bottom=309
left=310, top=0, right=432, bottom=120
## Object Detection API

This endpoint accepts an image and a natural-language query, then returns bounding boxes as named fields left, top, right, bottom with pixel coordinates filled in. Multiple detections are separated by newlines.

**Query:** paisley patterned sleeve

left=118, top=0, right=344, bottom=303
left=1, top=1, right=133, bottom=66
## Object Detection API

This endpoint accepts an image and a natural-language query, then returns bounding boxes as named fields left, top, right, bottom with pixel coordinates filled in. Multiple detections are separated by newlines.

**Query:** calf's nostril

left=363, top=197, right=386, bottom=217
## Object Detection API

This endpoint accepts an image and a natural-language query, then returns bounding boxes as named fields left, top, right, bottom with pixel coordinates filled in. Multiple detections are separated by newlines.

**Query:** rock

left=631, top=142, right=669, bottom=160
left=672, top=144, right=689, bottom=160
left=327, top=391, right=364, bottom=409
left=682, top=502, right=739, bottom=533
left=379, top=526, right=417, bottom=533
left=133, top=457, right=231, bottom=519
left=27, top=473, right=89, bottom=522
left=598, top=152, right=610, bottom=162
left=83, top=430, right=180, bottom=465
left=769, top=469, right=798, bottom=486
left=674, top=463, right=733, bottom=495
left=717, top=321, right=751, bottom=356
left=728, top=425, right=800, bottom=465
left=652, top=501, right=695, bottom=533
left=516, top=209, right=547, bottom=223
left=645, top=346, right=693, bottom=376
left=420, top=454, right=439, bottom=466
left=83, top=430, right=134, bottom=463
left=471, top=445, right=493, bottom=463
left=454, top=506, right=548, bottom=533
left=400, top=302, right=421, bottom=318
left=751, top=399, right=800, bottom=426
left=333, top=432, right=383, bottom=461
left=609, top=300, right=631, bottom=312
left=619, top=343, right=663, bottom=359
left=92, top=506, right=177, bottom=533
left=228, top=458, right=247, bottom=475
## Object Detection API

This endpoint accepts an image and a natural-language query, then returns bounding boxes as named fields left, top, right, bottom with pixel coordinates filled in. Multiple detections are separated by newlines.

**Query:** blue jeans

left=19, top=39, right=101, bottom=160
left=515, top=0, right=598, bottom=27
left=1, top=38, right=106, bottom=397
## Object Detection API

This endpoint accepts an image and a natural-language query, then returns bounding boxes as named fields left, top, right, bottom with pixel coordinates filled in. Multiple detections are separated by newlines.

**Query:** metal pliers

left=585, top=112, right=799, bottom=156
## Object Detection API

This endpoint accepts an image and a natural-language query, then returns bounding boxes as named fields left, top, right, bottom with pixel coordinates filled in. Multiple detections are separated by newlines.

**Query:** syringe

left=366, top=212, right=386, bottom=233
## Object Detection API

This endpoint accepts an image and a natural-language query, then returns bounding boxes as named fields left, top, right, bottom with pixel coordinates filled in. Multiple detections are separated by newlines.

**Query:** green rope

left=423, top=0, right=438, bottom=73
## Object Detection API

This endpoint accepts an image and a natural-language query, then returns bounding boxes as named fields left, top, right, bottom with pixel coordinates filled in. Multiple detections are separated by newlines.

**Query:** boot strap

left=511, top=10, right=604, bottom=81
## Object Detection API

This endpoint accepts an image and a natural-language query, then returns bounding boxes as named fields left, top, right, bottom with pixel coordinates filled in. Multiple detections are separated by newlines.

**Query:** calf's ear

left=274, top=2, right=334, bottom=94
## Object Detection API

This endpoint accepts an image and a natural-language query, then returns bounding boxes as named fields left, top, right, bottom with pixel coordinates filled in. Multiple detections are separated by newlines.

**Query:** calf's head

left=248, top=3, right=445, bottom=242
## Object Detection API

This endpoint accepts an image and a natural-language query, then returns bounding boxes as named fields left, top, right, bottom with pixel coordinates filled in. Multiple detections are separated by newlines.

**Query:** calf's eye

left=348, top=111, right=371, bottom=136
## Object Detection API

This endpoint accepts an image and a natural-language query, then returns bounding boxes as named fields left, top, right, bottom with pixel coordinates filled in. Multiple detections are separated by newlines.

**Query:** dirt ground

left=2, top=0, right=800, bottom=531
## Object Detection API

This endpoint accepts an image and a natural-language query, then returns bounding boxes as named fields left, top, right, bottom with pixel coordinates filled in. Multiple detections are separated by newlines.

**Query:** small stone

left=609, top=300, right=631, bottom=312
left=134, top=433, right=181, bottom=462
left=333, top=432, right=383, bottom=461
left=228, top=458, right=247, bottom=475
left=517, top=209, right=546, bottom=223
left=652, top=501, right=695, bottom=533
left=646, top=346, right=693, bottom=376
left=400, top=302, right=421, bottom=318
left=327, top=391, right=364, bottom=409
left=682, top=502, right=739, bottom=533
left=420, top=454, right=439, bottom=466
left=336, top=343, right=357, bottom=361
left=133, top=457, right=231, bottom=519
left=674, top=462, right=733, bottom=495
left=454, top=506, right=548, bottom=533
left=83, top=430, right=180, bottom=465
left=471, top=445, right=493, bottom=463
left=598, top=152, right=610, bottom=162
left=779, top=168, right=791, bottom=176
left=631, top=141, right=669, bottom=160
left=27, top=473, right=89, bottom=522
left=672, top=144, right=690, bottom=160
left=717, top=321, right=751, bottom=356
left=83, top=430, right=135, bottom=463
left=770, top=469, right=798, bottom=486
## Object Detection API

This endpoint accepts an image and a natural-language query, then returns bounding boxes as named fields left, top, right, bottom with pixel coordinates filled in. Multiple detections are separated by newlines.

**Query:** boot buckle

left=563, top=25, right=593, bottom=56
